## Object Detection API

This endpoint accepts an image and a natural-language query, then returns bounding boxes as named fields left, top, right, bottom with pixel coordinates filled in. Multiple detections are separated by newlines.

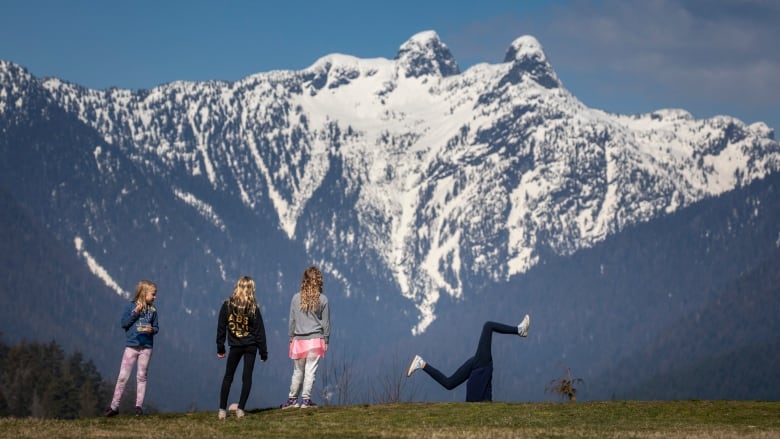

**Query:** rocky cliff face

left=1, top=31, right=778, bottom=336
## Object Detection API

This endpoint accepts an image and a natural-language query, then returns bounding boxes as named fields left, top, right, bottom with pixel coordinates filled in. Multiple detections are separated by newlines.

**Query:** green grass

left=2, top=401, right=779, bottom=438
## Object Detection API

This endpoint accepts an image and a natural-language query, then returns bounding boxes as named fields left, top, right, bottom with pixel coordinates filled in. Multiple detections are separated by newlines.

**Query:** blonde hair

left=299, top=266, right=322, bottom=313
left=133, top=280, right=157, bottom=310
left=229, top=275, right=257, bottom=316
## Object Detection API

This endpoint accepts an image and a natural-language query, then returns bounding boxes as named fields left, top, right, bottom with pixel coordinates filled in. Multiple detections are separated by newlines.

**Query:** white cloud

left=445, top=0, right=780, bottom=129
left=547, top=0, right=780, bottom=110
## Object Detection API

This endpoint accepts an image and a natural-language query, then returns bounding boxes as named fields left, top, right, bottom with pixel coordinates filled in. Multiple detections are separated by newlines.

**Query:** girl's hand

left=217, top=353, right=226, bottom=359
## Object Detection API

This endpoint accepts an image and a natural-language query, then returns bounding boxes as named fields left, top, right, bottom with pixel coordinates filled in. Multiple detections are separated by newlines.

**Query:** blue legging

left=423, top=321, right=516, bottom=390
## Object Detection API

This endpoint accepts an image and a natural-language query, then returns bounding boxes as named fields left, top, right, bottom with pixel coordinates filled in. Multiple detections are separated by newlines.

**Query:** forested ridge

left=0, top=336, right=134, bottom=418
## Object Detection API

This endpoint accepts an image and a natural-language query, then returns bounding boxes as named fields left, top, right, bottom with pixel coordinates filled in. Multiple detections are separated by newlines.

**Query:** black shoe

left=135, top=406, right=143, bottom=416
left=103, top=407, right=119, bottom=417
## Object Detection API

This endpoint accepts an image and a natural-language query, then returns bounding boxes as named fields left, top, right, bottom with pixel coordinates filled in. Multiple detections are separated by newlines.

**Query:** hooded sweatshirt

left=120, top=301, right=158, bottom=348
left=216, top=300, right=268, bottom=361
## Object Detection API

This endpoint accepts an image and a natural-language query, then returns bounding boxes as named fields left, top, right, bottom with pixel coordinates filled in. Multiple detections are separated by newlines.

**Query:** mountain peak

left=503, top=35, right=545, bottom=62
left=501, top=35, right=560, bottom=89
left=0, top=60, right=31, bottom=86
left=394, top=30, right=460, bottom=78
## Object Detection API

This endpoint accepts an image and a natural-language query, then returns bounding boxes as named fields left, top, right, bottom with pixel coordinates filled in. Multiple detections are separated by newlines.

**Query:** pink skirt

left=289, top=338, right=326, bottom=359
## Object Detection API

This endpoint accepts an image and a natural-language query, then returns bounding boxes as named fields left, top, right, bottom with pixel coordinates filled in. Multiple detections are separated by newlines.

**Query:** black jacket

left=216, top=301, right=268, bottom=360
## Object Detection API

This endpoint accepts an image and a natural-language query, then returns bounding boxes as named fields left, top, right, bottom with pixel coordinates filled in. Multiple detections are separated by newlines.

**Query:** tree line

left=0, top=336, right=113, bottom=419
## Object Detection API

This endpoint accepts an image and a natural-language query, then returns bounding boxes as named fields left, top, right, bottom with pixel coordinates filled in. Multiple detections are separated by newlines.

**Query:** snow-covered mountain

left=1, top=30, right=778, bottom=338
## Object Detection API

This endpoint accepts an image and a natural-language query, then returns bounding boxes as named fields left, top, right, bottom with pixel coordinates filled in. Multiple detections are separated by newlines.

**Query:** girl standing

left=216, top=275, right=268, bottom=419
left=280, top=266, right=330, bottom=409
left=104, top=280, right=159, bottom=417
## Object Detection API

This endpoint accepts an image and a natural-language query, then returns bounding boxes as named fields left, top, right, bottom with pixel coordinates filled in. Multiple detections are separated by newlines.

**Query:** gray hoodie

left=288, top=292, right=330, bottom=344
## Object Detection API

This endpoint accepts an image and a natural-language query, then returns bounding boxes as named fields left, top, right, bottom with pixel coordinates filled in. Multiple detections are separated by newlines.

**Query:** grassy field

left=2, top=400, right=779, bottom=438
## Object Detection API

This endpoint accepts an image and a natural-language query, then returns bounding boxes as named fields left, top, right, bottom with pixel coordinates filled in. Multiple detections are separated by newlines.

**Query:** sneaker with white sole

left=300, top=399, right=317, bottom=408
left=218, top=409, right=226, bottom=420
left=280, top=398, right=299, bottom=409
left=518, top=314, right=530, bottom=337
left=236, top=408, right=246, bottom=418
left=406, top=354, right=425, bottom=377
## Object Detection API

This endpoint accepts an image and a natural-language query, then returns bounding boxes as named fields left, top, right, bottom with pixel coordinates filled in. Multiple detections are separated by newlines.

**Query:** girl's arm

left=151, top=308, right=159, bottom=335
left=216, top=302, right=228, bottom=356
left=253, top=306, right=268, bottom=361
left=288, top=296, right=296, bottom=342
left=321, top=298, right=330, bottom=345
left=120, top=302, right=140, bottom=330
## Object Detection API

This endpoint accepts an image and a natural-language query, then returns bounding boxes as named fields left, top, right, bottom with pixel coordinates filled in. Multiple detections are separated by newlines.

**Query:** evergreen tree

left=0, top=337, right=114, bottom=418
left=78, top=380, right=98, bottom=418
left=79, top=359, right=107, bottom=417
left=30, top=393, right=45, bottom=418
left=0, top=384, right=8, bottom=416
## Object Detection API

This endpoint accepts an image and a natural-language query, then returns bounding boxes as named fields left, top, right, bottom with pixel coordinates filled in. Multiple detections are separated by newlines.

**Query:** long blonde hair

left=133, top=280, right=157, bottom=311
left=299, top=266, right=322, bottom=313
left=229, top=275, right=257, bottom=316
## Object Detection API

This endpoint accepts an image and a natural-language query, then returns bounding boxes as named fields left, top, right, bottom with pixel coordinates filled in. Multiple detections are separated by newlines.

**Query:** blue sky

left=1, top=0, right=778, bottom=131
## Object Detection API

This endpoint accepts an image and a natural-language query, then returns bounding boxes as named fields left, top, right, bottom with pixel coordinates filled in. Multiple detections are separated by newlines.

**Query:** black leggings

left=220, top=345, right=257, bottom=410
left=423, top=321, right=516, bottom=389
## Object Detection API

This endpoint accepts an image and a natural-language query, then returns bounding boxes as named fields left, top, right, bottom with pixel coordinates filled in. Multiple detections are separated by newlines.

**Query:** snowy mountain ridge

left=2, top=31, right=778, bottom=334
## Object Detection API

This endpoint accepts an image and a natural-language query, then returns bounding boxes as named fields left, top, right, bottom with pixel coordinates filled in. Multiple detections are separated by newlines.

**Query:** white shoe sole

left=406, top=356, right=421, bottom=377
left=519, top=314, right=530, bottom=337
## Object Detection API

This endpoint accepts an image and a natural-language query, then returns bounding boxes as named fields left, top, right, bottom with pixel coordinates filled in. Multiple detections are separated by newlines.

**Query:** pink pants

left=110, top=346, right=153, bottom=409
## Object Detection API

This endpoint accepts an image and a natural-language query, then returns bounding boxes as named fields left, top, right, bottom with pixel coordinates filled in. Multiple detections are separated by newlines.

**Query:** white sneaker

left=406, top=355, right=425, bottom=377
left=518, top=314, right=530, bottom=337
left=218, top=409, right=226, bottom=420
left=236, top=408, right=245, bottom=418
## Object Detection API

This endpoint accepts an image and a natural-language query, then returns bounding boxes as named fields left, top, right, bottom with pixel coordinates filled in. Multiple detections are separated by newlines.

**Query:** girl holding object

left=104, top=280, right=159, bottom=417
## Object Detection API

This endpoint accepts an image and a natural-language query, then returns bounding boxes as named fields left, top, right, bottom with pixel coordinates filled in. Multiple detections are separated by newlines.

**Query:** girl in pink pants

left=104, top=280, right=159, bottom=417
